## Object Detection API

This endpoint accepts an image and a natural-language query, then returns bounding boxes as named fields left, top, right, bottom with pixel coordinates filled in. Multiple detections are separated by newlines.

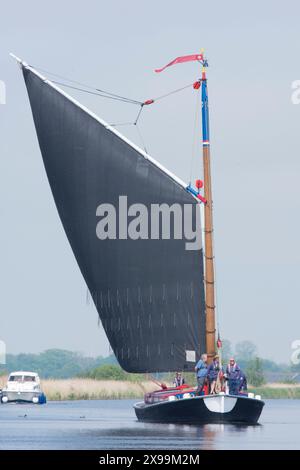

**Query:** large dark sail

left=19, top=61, right=206, bottom=372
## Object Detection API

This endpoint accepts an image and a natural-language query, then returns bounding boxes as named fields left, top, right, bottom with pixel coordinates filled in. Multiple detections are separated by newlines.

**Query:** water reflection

left=81, top=421, right=261, bottom=450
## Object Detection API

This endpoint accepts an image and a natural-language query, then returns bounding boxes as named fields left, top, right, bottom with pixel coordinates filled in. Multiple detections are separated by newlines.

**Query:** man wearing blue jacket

left=238, top=370, right=248, bottom=394
left=226, top=357, right=244, bottom=395
left=207, top=354, right=223, bottom=394
left=195, top=353, right=208, bottom=394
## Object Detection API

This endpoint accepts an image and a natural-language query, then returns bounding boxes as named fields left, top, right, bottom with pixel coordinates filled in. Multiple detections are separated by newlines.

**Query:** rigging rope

left=135, top=124, right=148, bottom=154
left=212, top=218, right=222, bottom=349
left=189, top=90, right=201, bottom=185
left=153, top=82, right=195, bottom=102
left=30, top=65, right=142, bottom=105
left=110, top=104, right=145, bottom=125
left=51, top=80, right=142, bottom=105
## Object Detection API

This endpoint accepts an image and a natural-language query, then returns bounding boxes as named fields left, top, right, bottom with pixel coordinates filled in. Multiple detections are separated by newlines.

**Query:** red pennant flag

left=155, top=54, right=203, bottom=73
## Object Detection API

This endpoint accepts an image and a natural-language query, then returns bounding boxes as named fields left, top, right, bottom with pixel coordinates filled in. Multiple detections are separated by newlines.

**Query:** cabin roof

left=9, top=371, right=39, bottom=376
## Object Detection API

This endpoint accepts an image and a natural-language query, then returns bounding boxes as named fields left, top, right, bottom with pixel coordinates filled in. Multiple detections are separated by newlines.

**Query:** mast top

left=199, top=49, right=208, bottom=79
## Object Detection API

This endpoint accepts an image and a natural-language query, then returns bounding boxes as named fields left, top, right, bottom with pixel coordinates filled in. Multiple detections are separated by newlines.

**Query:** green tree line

left=0, top=349, right=117, bottom=379
left=0, top=341, right=297, bottom=384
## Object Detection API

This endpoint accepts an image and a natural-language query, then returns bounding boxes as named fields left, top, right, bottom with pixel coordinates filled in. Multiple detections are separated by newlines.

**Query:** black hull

left=134, top=394, right=264, bottom=425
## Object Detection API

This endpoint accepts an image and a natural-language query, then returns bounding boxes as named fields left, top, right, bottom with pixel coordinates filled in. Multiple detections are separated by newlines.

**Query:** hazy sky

left=1, top=1, right=300, bottom=362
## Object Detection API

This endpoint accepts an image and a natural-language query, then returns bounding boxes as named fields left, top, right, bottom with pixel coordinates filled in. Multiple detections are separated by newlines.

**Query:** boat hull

left=134, top=394, right=264, bottom=425
left=1, top=391, right=46, bottom=404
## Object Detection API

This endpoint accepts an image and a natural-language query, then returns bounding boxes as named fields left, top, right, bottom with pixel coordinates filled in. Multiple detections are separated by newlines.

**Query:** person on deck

left=207, top=355, right=223, bottom=394
left=173, top=372, right=185, bottom=387
left=226, top=357, right=244, bottom=395
left=195, top=353, right=208, bottom=394
left=238, top=370, right=248, bottom=393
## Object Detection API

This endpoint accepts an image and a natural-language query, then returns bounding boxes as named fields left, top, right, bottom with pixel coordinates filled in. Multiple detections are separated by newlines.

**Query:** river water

left=0, top=399, right=299, bottom=450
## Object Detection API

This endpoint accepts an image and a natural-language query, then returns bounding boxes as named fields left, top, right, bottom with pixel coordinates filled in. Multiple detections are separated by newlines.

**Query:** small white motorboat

left=1, top=371, right=46, bottom=404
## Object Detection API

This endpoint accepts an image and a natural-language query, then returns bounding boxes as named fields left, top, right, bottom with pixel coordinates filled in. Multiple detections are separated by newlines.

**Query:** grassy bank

left=249, top=385, right=300, bottom=399
left=0, top=376, right=160, bottom=400
left=43, top=379, right=162, bottom=400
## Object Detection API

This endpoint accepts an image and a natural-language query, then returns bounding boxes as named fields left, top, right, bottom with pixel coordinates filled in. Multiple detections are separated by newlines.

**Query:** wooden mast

left=201, top=53, right=216, bottom=362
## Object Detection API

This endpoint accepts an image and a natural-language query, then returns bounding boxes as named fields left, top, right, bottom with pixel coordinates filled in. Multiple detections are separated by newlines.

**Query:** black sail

left=21, top=64, right=206, bottom=372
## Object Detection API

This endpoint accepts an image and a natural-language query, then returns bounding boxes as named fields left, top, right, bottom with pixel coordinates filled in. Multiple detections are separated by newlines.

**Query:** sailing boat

left=11, top=51, right=264, bottom=424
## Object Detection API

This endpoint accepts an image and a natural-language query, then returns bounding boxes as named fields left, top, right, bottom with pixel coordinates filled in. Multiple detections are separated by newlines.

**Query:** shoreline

left=248, top=386, right=300, bottom=399
left=1, top=376, right=300, bottom=400
left=0, top=377, right=161, bottom=401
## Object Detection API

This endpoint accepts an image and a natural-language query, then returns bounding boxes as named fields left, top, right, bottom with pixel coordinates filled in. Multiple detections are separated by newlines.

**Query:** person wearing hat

left=207, top=354, right=223, bottom=394
left=225, top=357, right=243, bottom=395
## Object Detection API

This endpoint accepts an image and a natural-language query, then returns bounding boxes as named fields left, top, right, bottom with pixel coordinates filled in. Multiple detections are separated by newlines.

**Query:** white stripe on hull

left=203, top=394, right=237, bottom=413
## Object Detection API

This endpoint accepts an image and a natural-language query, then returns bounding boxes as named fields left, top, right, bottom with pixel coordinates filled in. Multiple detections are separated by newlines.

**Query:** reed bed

left=0, top=377, right=160, bottom=401
left=249, top=386, right=300, bottom=399
left=42, top=378, right=161, bottom=401
left=0, top=376, right=6, bottom=389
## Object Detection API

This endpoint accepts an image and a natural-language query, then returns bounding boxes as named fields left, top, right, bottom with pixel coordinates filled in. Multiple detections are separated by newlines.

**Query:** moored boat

left=1, top=371, right=47, bottom=404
